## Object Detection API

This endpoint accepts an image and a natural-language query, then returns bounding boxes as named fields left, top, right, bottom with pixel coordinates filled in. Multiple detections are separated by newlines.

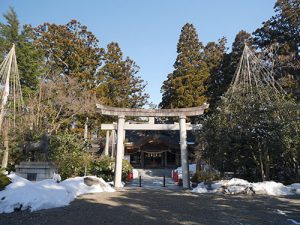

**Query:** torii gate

left=96, top=103, right=209, bottom=189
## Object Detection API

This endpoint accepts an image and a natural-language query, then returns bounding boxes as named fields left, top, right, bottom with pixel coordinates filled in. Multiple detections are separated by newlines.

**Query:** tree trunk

left=195, top=154, right=201, bottom=172
left=264, top=152, right=270, bottom=181
left=293, top=156, right=299, bottom=183
left=259, top=149, right=266, bottom=181
left=1, top=127, right=9, bottom=169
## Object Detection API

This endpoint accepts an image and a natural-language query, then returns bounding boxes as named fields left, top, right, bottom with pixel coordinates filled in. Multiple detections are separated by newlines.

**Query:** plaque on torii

left=96, top=103, right=209, bottom=189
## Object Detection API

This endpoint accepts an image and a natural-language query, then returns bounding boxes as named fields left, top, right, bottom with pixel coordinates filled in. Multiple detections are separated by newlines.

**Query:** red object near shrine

left=127, top=172, right=133, bottom=181
left=173, top=171, right=179, bottom=182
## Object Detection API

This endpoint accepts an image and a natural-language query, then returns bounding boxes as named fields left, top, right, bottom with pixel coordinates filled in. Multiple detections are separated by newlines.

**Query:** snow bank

left=0, top=174, right=114, bottom=213
left=192, top=182, right=209, bottom=193
left=252, top=181, right=291, bottom=196
left=227, top=178, right=249, bottom=186
left=192, top=178, right=300, bottom=196
left=192, top=181, right=224, bottom=194
left=289, top=183, right=300, bottom=194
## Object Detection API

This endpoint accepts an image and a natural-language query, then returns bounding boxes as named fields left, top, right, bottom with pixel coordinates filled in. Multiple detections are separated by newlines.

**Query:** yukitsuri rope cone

left=0, top=44, right=24, bottom=168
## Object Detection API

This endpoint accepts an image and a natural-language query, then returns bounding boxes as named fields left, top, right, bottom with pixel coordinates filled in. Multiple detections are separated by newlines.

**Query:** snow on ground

left=126, top=171, right=180, bottom=190
left=192, top=178, right=300, bottom=196
left=252, top=181, right=291, bottom=195
left=0, top=174, right=115, bottom=213
left=107, top=181, right=125, bottom=188
left=287, top=219, right=300, bottom=225
left=191, top=182, right=210, bottom=193
left=289, top=183, right=300, bottom=194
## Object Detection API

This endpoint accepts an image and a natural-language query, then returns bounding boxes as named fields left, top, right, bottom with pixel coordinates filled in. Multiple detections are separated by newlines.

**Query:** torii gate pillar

left=179, top=116, right=189, bottom=189
left=114, top=115, right=125, bottom=188
left=104, top=130, right=110, bottom=156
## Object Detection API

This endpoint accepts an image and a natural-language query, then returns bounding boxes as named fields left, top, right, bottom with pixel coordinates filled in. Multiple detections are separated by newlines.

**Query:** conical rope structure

left=221, top=43, right=298, bottom=130
left=0, top=44, right=25, bottom=168
left=0, top=44, right=24, bottom=132
left=225, top=44, right=285, bottom=104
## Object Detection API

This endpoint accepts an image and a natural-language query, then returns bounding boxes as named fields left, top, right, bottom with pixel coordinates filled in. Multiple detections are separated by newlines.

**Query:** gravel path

left=1, top=189, right=299, bottom=225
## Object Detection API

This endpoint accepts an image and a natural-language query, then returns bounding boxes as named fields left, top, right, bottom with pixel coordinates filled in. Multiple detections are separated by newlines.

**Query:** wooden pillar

left=179, top=115, right=189, bottom=189
left=104, top=130, right=110, bottom=156
left=175, top=153, right=180, bottom=166
left=141, top=151, right=144, bottom=168
left=164, top=151, right=168, bottom=168
left=111, top=130, right=115, bottom=158
left=114, top=115, right=125, bottom=188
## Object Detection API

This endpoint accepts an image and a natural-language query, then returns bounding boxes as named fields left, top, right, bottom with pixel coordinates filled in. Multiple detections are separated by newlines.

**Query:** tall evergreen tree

left=0, top=8, right=18, bottom=53
left=0, top=8, right=43, bottom=97
left=253, top=0, right=300, bottom=99
left=204, top=37, right=227, bottom=108
left=228, top=31, right=252, bottom=76
left=215, top=30, right=253, bottom=97
left=96, top=42, right=149, bottom=108
left=160, top=23, right=209, bottom=108
left=32, top=20, right=103, bottom=89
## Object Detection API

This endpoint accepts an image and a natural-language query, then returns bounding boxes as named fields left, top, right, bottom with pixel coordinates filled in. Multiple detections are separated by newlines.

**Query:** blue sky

left=0, top=0, right=276, bottom=105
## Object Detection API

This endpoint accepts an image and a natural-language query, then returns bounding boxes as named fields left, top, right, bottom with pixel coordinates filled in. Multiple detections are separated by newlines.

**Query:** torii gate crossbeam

left=101, top=123, right=202, bottom=131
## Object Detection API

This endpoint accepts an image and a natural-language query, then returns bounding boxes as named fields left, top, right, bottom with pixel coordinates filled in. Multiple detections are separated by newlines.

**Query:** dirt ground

left=0, top=188, right=300, bottom=225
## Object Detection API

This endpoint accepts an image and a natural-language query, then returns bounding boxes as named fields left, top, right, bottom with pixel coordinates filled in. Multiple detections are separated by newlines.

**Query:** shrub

left=0, top=169, right=11, bottom=190
left=89, top=156, right=132, bottom=182
left=50, top=133, right=92, bottom=180
left=191, top=170, right=221, bottom=184
left=89, top=156, right=115, bottom=182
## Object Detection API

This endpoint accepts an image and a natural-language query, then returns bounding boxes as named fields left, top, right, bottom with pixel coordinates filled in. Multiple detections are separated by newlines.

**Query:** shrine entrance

left=144, top=152, right=163, bottom=168
left=129, top=149, right=177, bottom=169
left=125, top=133, right=181, bottom=169
left=97, top=103, right=209, bottom=189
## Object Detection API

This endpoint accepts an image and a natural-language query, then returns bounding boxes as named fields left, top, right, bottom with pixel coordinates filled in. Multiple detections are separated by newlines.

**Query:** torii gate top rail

left=96, top=103, right=209, bottom=117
